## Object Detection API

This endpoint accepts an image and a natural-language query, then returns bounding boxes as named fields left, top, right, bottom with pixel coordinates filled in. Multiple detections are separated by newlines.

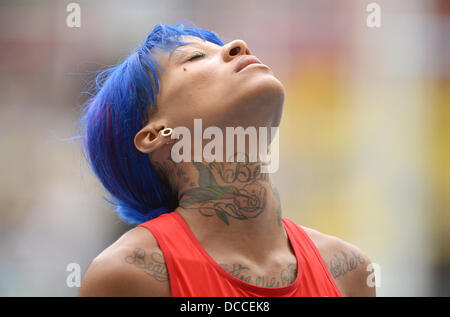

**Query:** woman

left=78, top=22, right=375, bottom=297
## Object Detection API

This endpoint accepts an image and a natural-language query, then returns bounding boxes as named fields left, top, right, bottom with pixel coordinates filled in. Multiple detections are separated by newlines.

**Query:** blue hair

left=77, top=22, right=224, bottom=225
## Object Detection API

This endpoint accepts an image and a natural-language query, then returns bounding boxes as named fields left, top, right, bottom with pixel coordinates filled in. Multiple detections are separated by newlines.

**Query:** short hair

left=77, top=22, right=224, bottom=224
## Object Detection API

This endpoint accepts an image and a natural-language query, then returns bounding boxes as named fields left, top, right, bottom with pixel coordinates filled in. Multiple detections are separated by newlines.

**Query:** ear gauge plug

left=160, top=128, right=174, bottom=144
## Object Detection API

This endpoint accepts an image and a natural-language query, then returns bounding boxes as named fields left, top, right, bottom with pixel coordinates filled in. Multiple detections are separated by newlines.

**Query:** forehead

left=178, top=35, right=209, bottom=46
left=175, top=35, right=221, bottom=50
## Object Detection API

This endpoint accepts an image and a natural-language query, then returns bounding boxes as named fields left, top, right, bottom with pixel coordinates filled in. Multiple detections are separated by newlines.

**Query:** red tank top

left=137, top=211, right=342, bottom=297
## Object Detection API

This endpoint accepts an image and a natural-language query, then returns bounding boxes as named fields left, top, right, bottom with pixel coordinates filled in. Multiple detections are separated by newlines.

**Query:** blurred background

left=0, top=0, right=448, bottom=296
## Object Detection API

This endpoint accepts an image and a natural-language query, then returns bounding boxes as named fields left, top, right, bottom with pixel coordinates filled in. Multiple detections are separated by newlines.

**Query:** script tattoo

left=220, top=263, right=297, bottom=288
left=124, top=248, right=168, bottom=282
left=326, top=250, right=366, bottom=279
left=208, top=154, right=269, bottom=184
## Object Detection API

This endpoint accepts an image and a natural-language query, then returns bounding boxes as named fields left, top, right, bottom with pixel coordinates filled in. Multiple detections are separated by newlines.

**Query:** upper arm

left=78, top=228, right=171, bottom=297
left=333, top=243, right=376, bottom=297
left=302, top=227, right=376, bottom=297
left=78, top=254, right=145, bottom=297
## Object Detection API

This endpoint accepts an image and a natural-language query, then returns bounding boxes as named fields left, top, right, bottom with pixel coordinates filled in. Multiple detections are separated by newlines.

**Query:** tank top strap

left=281, top=218, right=342, bottom=296
left=137, top=211, right=207, bottom=296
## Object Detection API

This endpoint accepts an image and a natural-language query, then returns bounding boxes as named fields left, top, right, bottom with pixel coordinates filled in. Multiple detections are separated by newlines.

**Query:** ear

left=134, top=123, right=168, bottom=154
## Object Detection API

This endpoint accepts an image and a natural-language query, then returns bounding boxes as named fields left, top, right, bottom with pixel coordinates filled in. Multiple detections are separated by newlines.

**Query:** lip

left=235, top=56, right=265, bottom=73
left=239, top=63, right=269, bottom=73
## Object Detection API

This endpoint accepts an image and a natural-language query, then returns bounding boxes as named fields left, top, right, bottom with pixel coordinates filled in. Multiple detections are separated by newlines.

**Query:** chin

left=231, top=75, right=285, bottom=128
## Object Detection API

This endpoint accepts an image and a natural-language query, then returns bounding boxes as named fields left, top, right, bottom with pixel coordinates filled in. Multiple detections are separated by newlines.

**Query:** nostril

left=229, top=46, right=241, bottom=56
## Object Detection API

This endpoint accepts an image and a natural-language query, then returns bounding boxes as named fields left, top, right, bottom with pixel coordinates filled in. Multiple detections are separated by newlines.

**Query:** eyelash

left=188, top=52, right=206, bottom=61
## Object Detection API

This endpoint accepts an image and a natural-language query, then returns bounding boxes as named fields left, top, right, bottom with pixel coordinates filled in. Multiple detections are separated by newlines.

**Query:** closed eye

left=187, top=52, right=206, bottom=61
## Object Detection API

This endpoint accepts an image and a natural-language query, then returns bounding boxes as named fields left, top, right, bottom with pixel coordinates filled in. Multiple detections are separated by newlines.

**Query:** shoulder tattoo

left=124, top=248, right=168, bottom=282
left=325, top=250, right=366, bottom=279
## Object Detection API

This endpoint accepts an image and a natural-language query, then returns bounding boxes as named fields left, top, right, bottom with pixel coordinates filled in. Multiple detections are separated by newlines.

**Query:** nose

left=222, top=39, right=252, bottom=61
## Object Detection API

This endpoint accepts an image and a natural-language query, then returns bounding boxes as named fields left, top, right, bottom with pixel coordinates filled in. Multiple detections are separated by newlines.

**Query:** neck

left=156, top=159, right=287, bottom=261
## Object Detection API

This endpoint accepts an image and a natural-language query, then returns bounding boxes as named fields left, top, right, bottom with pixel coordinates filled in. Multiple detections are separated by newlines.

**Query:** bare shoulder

left=300, top=225, right=376, bottom=297
left=78, top=226, right=170, bottom=297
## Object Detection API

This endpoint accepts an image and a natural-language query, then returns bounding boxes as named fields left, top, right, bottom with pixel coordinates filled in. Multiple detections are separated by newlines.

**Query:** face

left=150, top=35, right=285, bottom=131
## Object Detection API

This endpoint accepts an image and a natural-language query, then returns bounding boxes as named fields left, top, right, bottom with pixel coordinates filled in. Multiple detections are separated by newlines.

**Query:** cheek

left=182, top=67, right=228, bottom=102
left=188, top=67, right=219, bottom=88
left=161, top=64, right=238, bottom=125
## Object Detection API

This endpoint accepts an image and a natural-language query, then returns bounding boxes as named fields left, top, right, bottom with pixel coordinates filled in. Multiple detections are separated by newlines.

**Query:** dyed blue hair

left=77, top=22, right=224, bottom=225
